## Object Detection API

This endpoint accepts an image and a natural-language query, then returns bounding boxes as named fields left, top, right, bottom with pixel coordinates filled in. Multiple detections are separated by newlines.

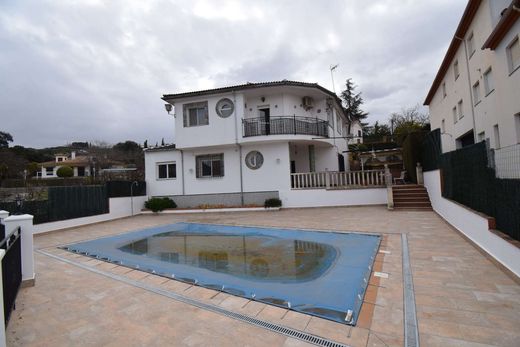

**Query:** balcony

left=243, top=116, right=329, bottom=138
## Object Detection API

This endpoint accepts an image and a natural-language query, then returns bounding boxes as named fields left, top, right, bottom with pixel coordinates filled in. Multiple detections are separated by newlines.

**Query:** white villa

left=143, top=80, right=385, bottom=208
left=424, top=0, right=520, bottom=152
left=36, top=152, right=93, bottom=178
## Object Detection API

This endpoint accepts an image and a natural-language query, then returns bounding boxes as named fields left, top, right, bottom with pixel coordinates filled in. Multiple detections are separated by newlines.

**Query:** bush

left=56, top=166, right=74, bottom=178
left=145, top=197, right=177, bottom=212
left=264, top=198, right=282, bottom=208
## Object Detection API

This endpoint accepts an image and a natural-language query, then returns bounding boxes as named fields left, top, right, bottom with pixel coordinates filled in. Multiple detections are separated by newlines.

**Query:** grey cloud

left=0, top=0, right=466, bottom=147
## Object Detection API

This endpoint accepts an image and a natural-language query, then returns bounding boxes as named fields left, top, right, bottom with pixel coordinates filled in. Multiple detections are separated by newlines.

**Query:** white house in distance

left=143, top=80, right=385, bottom=208
left=424, top=0, right=520, bottom=152
left=36, top=152, right=93, bottom=178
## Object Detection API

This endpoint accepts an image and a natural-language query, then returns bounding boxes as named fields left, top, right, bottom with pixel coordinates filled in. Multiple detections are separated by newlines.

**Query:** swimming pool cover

left=64, top=223, right=380, bottom=325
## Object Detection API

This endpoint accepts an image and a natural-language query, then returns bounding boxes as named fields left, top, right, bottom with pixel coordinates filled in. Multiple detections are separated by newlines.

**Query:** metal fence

left=243, top=116, right=329, bottom=138
left=493, top=143, right=520, bottom=179
left=0, top=185, right=109, bottom=225
left=106, top=181, right=146, bottom=198
left=1, top=226, right=22, bottom=326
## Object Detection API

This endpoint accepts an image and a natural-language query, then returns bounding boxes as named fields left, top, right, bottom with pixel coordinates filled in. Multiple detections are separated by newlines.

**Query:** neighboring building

left=145, top=80, right=364, bottom=207
left=424, top=0, right=520, bottom=152
left=36, top=152, right=93, bottom=178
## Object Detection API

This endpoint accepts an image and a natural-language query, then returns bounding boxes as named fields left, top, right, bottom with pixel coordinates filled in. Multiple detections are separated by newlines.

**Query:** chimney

left=71, top=151, right=76, bottom=159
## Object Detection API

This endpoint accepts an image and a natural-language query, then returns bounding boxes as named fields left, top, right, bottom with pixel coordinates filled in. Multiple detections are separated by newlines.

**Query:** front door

left=258, top=107, right=270, bottom=135
left=338, top=154, right=345, bottom=172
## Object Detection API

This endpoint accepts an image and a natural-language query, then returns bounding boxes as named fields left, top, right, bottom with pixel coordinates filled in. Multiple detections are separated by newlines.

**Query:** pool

left=63, top=223, right=380, bottom=325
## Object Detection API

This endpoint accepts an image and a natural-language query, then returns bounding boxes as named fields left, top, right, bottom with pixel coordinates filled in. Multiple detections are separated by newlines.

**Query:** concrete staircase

left=392, top=184, right=432, bottom=210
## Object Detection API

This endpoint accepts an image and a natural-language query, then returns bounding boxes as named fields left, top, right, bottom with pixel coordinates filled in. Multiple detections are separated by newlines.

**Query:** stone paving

left=6, top=206, right=520, bottom=347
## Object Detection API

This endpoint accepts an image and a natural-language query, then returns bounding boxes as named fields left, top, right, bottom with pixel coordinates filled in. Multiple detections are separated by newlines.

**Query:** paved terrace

left=6, top=206, right=520, bottom=347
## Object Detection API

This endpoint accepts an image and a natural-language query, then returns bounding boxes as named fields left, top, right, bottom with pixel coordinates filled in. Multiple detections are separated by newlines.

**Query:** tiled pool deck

left=6, top=206, right=520, bottom=346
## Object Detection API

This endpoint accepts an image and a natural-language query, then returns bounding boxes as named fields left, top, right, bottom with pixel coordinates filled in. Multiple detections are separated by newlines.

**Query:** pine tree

left=161, top=138, right=165, bottom=146
left=340, top=79, right=368, bottom=122
left=143, top=140, right=148, bottom=148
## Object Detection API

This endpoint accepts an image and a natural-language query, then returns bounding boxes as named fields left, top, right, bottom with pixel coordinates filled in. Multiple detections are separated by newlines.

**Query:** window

left=441, top=119, right=445, bottom=133
left=196, top=154, right=224, bottom=178
left=467, top=32, right=475, bottom=58
left=157, top=162, right=176, bottom=179
left=478, top=131, right=485, bottom=142
left=454, top=60, right=460, bottom=80
left=245, top=151, right=264, bottom=170
left=507, top=36, right=520, bottom=73
left=472, top=81, right=481, bottom=105
left=452, top=106, right=458, bottom=124
left=336, top=115, right=341, bottom=134
left=516, top=114, right=520, bottom=143
left=308, top=145, right=315, bottom=172
left=57, top=158, right=63, bottom=162
left=483, top=68, right=494, bottom=95
left=77, top=167, right=85, bottom=177
left=46, top=167, right=54, bottom=176
left=357, top=130, right=362, bottom=137
left=215, top=98, right=234, bottom=118
left=494, top=124, right=501, bottom=148
left=442, top=82, right=447, bottom=98
left=457, top=100, right=464, bottom=119
left=183, top=101, right=208, bottom=127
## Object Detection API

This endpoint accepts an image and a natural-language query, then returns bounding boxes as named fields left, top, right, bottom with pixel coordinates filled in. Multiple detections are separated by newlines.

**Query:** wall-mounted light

left=164, top=104, right=174, bottom=117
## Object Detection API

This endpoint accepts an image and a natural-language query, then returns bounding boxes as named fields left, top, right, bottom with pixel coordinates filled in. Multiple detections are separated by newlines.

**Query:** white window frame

left=515, top=113, right=520, bottom=144
left=442, top=82, right=447, bottom=98
left=156, top=162, right=176, bottom=180
left=454, top=60, right=460, bottom=80
left=441, top=119, right=446, bottom=133
left=507, top=36, right=520, bottom=75
left=483, top=67, right=494, bottom=96
left=457, top=100, right=463, bottom=120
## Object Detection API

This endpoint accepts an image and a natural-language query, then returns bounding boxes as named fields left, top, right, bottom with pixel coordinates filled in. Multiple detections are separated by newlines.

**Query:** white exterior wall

left=145, top=150, right=183, bottom=197
left=424, top=170, right=520, bottom=277
left=280, top=188, right=387, bottom=208
left=428, top=0, right=520, bottom=152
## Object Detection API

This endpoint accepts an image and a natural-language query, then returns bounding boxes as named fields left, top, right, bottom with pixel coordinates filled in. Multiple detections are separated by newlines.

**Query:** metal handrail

left=242, top=116, right=329, bottom=138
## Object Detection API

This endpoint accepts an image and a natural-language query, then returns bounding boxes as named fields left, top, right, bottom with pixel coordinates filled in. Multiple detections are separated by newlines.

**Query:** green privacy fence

left=0, top=185, right=108, bottom=224
left=106, top=181, right=146, bottom=198
left=420, top=129, right=442, bottom=172
left=438, top=142, right=520, bottom=241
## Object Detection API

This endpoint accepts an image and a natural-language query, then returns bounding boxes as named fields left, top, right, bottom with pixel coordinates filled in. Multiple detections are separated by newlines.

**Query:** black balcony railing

left=243, top=116, right=329, bottom=138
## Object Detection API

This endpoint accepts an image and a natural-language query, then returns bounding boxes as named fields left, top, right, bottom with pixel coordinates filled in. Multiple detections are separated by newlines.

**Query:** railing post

left=416, top=162, right=424, bottom=185
left=0, top=249, right=6, bottom=347
left=3, top=214, right=35, bottom=287
left=293, top=114, right=297, bottom=135
left=384, top=164, right=394, bottom=209
left=325, top=170, right=330, bottom=189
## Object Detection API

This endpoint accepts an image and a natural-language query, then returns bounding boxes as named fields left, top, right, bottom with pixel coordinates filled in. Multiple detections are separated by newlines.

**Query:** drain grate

left=38, top=249, right=352, bottom=347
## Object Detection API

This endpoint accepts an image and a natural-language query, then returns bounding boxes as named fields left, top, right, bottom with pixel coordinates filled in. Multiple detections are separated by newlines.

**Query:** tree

left=57, top=166, right=74, bottom=178
left=0, top=131, right=14, bottom=148
left=143, top=140, right=148, bottom=148
left=364, top=121, right=392, bottom=141
left=389, top=104, right=430, bottom=145
left=161, top=138, right=165, bottom=146
left=339, top=79, right=368, bottom=122
left=113, top=140, right=141, bottom=152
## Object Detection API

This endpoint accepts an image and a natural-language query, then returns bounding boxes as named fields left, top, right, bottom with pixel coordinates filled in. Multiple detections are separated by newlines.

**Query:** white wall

left=279, top=188, right=387, bottom=208
left=428, top=0, right=520, bottom=151
left=32, top=196, right=147, bottom=234
left=424, top=170, right=520, bottom=277
left=145, top=150, right=183, bottom=197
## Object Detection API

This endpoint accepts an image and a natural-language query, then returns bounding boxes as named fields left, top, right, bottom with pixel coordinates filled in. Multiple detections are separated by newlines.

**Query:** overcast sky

left=0, top=0, right=467, bottom=148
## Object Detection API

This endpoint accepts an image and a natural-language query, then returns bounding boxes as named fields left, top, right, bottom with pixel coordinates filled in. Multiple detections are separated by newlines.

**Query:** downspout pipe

left=180, top=149, right=185, bottom=195
left=455, top=35, right=478, bottom=143
left=232, top=91, right=244, bottom=206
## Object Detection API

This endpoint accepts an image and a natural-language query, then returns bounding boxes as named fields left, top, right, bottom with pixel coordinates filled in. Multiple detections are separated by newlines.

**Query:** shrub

left=56, top=166, right=74, bottom=178
left=145, top=197, right=177, bottom=212
left=264, top=198, right=282, bottom=208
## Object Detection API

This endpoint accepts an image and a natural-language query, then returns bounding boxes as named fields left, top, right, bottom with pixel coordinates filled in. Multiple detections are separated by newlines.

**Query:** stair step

left=394, top=198, right=431, bottom=203
left=392, top=185, right=423, bottom=189
left=393, top=207, right=433, bottom=211
left=394, top=203, right=432, bottom=208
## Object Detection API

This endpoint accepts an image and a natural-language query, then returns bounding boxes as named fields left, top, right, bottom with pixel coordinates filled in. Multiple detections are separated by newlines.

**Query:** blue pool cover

left=63, top=223, right=380, bottom=325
